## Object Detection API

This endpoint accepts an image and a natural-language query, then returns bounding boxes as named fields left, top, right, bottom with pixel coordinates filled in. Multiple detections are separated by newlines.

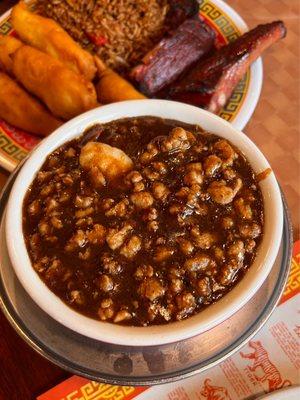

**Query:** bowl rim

left=5, top=100, right=283, bottom=346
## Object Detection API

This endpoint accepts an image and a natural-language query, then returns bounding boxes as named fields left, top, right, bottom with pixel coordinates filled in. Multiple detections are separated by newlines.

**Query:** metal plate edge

left=0, top=164, right=293, bottom=385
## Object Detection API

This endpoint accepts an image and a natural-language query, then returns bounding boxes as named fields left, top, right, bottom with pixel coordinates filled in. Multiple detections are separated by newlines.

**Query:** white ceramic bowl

left=5, top=100, right=283, bottom=346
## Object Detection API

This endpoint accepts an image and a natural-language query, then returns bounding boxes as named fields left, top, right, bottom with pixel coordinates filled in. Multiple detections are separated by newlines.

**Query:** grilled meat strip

left=131, top=17, right=215, bottom=95
left=169, top=21, right=286, bottom=113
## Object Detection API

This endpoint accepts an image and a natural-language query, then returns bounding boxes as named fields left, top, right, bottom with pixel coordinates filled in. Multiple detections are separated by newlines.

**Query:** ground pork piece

left=187, top=184, right=202, bottom=207
left=158, top=305, right=173, bottom=321
left=139, top=278, right=165, bottom=301
left=120, top=235, right=142, bottom=259
left=114, top=310, right=132, bottom=323
left=169, top=203, right=184, bottom=215
left=214, top=139, right=237, bottom=167
left=80, top=141, right=133, bottom=182
left=37, top=170, right=53, bottom=183
left=44, top=259, right=63, bottom=282
left=51, top=216, right=63, bottom=229
left=75, top=206, right=94, bottom=218
left=239, top=223, right=262, bottom=239
left=148, top=303, right=172, bottom=322
left=62, top=174, right=74, bottom=186
left=218, top=259, right=241, bottom=286
left=234, top=197, right=253, bottom=219
left=245, top=239, right=256, bottom=253
left=169, top=278, right=183, bottom=294
left=197, top=277, right=211, bottom=297
left=105, top=199, right=129, bottom=217
left=76, top=217, right=93, bottom=227
left=101, top=298, right=113, bottom=308
left=190, top=228, right=216, bottom=249
left=69, top=290, right=85, bottom=305
left=161, top=127, right=195, bottom=153
left=65, top=229, right=87, bottom=251
left=29, top=233, right=40, bottom=253
left=143, top=207, right=158, bottom=221
left=184, top=253, right=211, bottom=272
left=98, top=298, right=114, bottom=321
left=40, top=183, right=54, bottom=197
left=213, top=246, right=225, bottom=262
left=203, top=155, right=222, bottom=176
left=184, top=162, right=203, bottom=185
left=130, top=191, right=154, bottom=209
left=101, top=254, right=122, bottom=275
left=227, top=240, right=245, bottom=261
left=28, top=200, right=41, bottom=216
left=152, top=182, right=170, bottom=201
left=134, top=265, right=154, bottom=280
left=152, top=161, right=167, bottom=174
left=106, top=223, right=133, bottom=250
left=38, top=220, right=52, bottom=236
left=176, top=184, right=202, bottom=211
left=154, top=246, right=174, bottom=262
left=222, top=216, right=234, bottom=229
left=65, top=147, right=76, bottom=158
left=139, top=142, right=159, bottom=164
left=102, top=198, right=115, bottom=211
left=75, top=195, right=93, bottom=209
left=175, top=186, right=190, bottom=199
left=169, top=267, right=184, bottom=278
left=156, top=237, right=167, bottom=245
left=79, top=247, right=91, bottom=260
left=58, top=192, right=71, bottom=203
left=33, top=256, right=50, bottom=273
left=222, top=167, right=237, bottom=180
left=134, top=181, right=146, bottom=192
left=125, top=170, right=145, bottom=191
left=148, top=221, right=159, bottom=232
left=143, top=167, right=160, bottom=181
left=176, top=292, right=196, bottom=320
left=45, top=198, right=59, bottom=213
left=208, top=178, right=242, bottom=205
left=178, top=238, right=194, bottom=255
left=98, top=274, right=114, bottom=292
left=86, top=224, right=106, bottom=245
left=125, top=170, right=143, bottom=185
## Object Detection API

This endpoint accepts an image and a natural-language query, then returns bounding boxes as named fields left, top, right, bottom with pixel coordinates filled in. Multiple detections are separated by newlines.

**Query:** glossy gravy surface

left=23, top=117, right=263, bottom=326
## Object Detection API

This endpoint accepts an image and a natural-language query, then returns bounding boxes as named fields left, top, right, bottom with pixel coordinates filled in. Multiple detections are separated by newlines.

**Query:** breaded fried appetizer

left=11, top=1, right=96, bottom=81
left=12, top=46, right=98, bottom=120
left=0, top=35, right=23, bottom=75
left=95, top=57, right=146, bottom=104
left=0, top=72, right=62, bottom=136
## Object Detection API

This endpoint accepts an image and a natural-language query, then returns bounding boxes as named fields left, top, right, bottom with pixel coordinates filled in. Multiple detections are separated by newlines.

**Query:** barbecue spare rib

left=169, top=21, right=286, bottom=113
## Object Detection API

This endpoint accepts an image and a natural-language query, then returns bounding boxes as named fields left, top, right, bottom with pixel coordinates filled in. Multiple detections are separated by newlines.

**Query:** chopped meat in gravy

left=23, top=117, right=264, bottom=326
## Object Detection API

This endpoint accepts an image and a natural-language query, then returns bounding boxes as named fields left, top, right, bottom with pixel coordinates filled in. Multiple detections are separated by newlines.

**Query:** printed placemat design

left=37, top=242, right=300, bottom=400
left=37, top=376, right=148, bottom=400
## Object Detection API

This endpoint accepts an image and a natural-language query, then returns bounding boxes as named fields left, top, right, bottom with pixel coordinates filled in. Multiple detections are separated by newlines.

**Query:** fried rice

left=37, top=0, right=170, bottom=71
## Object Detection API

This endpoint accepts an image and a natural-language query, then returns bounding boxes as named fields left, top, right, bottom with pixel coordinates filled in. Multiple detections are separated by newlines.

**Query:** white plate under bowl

left=0, top=0, right=262, bottom=172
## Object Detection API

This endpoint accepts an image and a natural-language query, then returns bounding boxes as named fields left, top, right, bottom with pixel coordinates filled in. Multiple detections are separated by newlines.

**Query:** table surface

left=0, top=0, right=299, bottom=398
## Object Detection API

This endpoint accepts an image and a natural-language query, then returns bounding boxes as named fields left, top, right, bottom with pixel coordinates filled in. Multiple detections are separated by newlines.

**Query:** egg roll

left=12, top=45, right=98, bottom=120
left=0, top=34, right=23, bottom=75
left=95, top=57, right=146, bottom=104
left=0, top=72, right=62, bottom=136
left=11, top=1, right=96, bottom=81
